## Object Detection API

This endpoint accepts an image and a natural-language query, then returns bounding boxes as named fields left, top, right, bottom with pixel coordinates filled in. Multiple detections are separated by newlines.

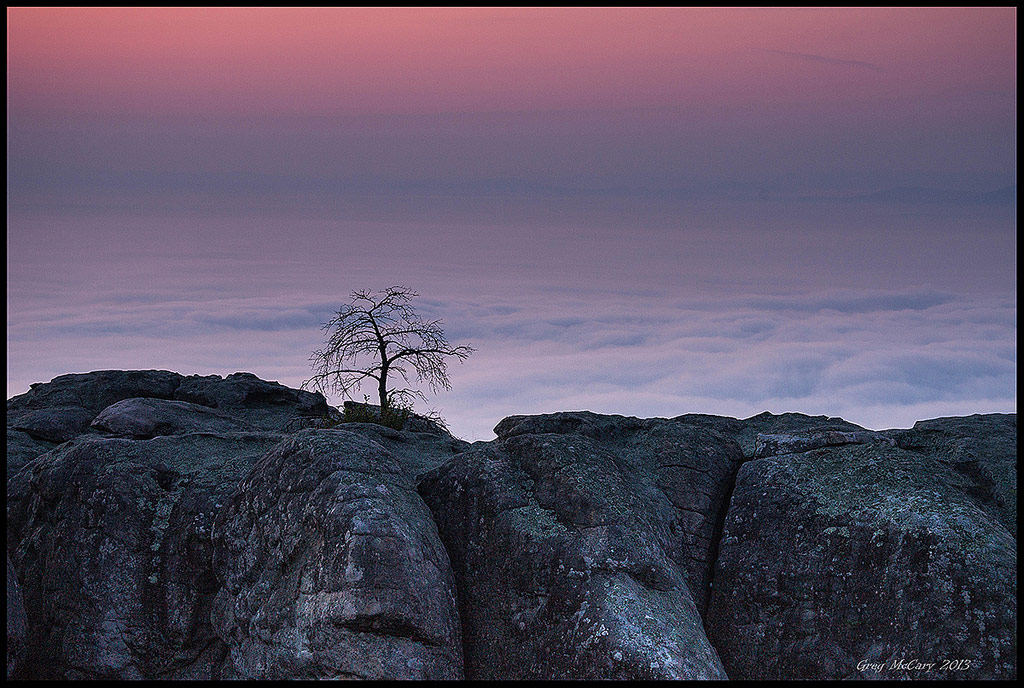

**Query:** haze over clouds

left=7, top=7, right=1016, bottom=440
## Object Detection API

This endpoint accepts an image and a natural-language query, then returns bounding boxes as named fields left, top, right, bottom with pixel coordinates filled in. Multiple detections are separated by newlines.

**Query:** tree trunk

left=378, top=365, right=388, bottom=414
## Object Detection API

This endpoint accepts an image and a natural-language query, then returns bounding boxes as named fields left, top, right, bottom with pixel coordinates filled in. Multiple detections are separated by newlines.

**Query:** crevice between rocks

left=700, top=450, right=752, bottom=623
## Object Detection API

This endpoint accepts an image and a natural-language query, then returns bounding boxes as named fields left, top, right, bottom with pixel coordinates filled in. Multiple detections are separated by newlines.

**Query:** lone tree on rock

left=304, top=286, right=474, bottom=419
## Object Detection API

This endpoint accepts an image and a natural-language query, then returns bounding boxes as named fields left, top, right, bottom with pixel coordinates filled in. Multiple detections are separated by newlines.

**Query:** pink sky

left=6, top=8, right=1017, bottom=439
left=8, top=7, right=1015, bottom=116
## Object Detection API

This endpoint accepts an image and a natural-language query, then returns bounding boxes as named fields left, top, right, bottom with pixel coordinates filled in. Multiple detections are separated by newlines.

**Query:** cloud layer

left=7, top=208, right=1015, bottom=441
left=6, top=9, right=1015, bottom=441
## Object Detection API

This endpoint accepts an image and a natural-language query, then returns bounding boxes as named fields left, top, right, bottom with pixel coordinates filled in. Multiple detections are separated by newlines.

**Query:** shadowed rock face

left=6, top=432, right=284, bottom=679
left=887, top=414, right=1016, bottom=538
left=7, top=370, right=332, bottom=439
left=707, top=435, right=1017, bottom=680
left=173, top=372, right=331, bottom=431
left=9, top=406, right=97, bottom=443
left=91, top=398, right=258, bottom=439
left=419, top=411, right=740, bottom=679
left=5, top=369, right=343, bottom=677
left=8, top=370, right=183, bottom=415
left=7, top=428, right=57, bottom=478
left=5, top=371, right=466, bottom=681
left=7, top=555, right=27, bottom=679
left=6, top=369, right=334, bottom=478
left=675, top=411, right=866, bottom=458
left=752, top=429, right=895, bottom=459
left=5, top=373, right=1017, bottom=681
left=212, top=430, right=463, bottom=680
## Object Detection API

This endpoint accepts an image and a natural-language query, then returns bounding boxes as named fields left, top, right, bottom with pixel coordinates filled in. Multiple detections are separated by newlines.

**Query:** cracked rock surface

left=419, top=411, right=740, bottom=679
left=707, top=436, right=1017, bottom=680
left=7, top=432, right=284, bottom=679
left=5, top=371, right=1017, bottom=680
left=212, top=430, right=463, bottom=679
left=7, top=555, right=27, bottom=678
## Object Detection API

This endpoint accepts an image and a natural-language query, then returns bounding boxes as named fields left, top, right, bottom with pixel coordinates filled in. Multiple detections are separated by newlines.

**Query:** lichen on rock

left=5, top=372, right=1017, bottom=681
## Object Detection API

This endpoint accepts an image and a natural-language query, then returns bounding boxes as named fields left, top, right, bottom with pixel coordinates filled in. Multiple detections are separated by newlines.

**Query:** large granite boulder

left=707, top=418, right=1017, bottom=680
left=91, top=398, right=257, bottom=438
left=332, top=421, right=471, bottom=479
left=494, top=413, right=745, bottom=610
left=419, top=411, right=739, bottom=679
left=8, top=406, right=97, bottom=443
left=6, top=431, right=285, bottom=679
left=6, top=428, right=57, bottom=478
left=7, top=371, right=183, bottom=424
left=212, top=430, right=463, bottom=680
left=173, top=372, right=330, bottom=431
left=7, top=370, right=334, bottom=440
left=752, top=428, right=895, bottom=459
left=674, top=411, right=866, bottom=458
left=888, top=414, right=1016, bottom=537
left=7, top=555, right=27, bottom=678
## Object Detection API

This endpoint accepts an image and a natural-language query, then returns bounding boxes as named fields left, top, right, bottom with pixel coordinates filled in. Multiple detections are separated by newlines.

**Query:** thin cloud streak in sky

left=761, top=48, right=884, bottom=72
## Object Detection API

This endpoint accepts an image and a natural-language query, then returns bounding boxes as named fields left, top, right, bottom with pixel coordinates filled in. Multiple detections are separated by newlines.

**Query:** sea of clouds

left=7, top=203, right=1015, bottom=441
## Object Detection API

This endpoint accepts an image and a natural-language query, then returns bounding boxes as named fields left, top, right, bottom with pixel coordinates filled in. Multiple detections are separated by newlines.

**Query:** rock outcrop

left=6, top=371, right=466, bottom=680
left=752, top=428, right=895, bottom=459
left=9, top=405, right=97, bottom=443
left=7, top=555, right=27, bottom=678
left=7, top=370, right=333, bottom=439
left=674, top=411, right=867, bottom=458
left=7, top=427, right=57, bottom=478
left=8, top=370, right=183, bottom=416
left=888, top=414, right=1016, bottom=537
left=171, top=372, right=332, bottom=431
left=7, top=432, right=285, bottom=679
left=5, top=371, right=1018, bottom=680
left=707, top=430, right=1017, bottom=680
left=419, top=411, right=739, bottom=679
left=91, top=398, right=258, bottom=438
left=212, top=430, right=463, bottom=679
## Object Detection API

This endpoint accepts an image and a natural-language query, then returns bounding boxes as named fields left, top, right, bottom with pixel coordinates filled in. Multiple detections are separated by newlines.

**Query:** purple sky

left=6, top=8, right=1016, bottom=440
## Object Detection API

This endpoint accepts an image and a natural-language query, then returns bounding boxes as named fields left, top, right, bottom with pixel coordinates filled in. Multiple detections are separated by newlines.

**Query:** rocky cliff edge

left=6, top=371, right=1016, bottom=680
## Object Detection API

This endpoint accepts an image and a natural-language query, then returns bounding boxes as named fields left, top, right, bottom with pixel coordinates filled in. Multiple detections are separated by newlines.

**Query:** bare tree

left=303, top=286, right=474, bottom=417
